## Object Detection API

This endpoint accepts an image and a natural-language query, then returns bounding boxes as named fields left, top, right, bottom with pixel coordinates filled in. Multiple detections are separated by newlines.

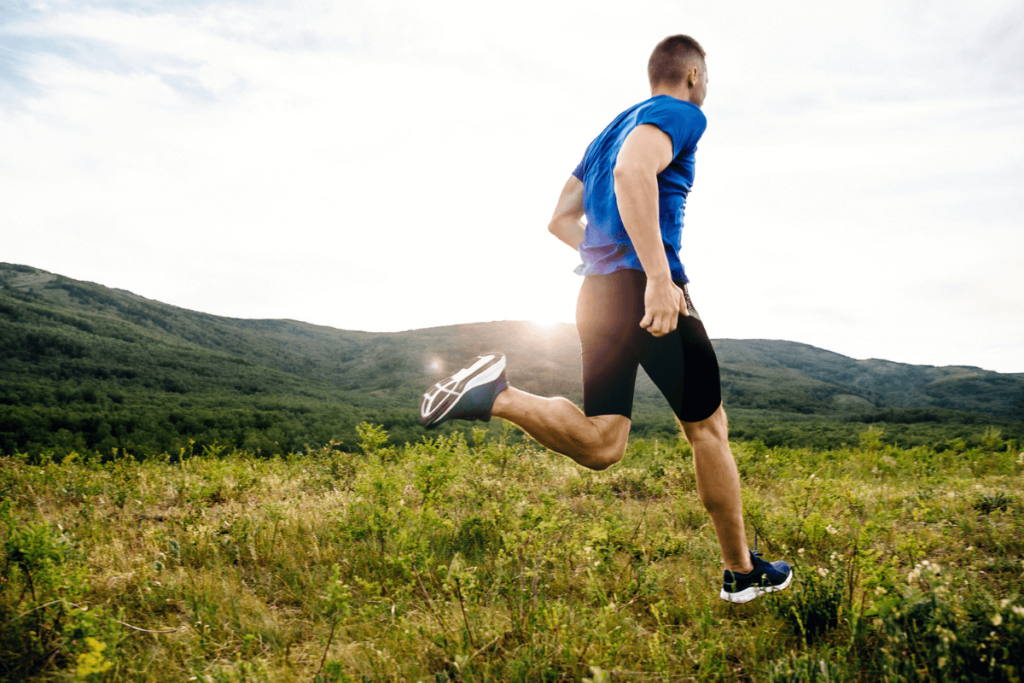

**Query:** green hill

left=1, top=262, right=1021, bottom=456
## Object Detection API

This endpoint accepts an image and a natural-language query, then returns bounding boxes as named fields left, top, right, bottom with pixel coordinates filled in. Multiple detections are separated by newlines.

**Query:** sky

left=2, top=0, right=1023, bottom=373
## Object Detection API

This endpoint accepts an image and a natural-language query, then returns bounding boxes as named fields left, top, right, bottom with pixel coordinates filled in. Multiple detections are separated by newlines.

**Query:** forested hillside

left=1, top=262, right=1021, bottom=457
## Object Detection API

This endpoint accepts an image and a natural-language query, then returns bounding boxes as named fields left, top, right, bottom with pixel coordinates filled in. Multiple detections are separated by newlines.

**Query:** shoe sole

left=420, top=354, right=505, bottom=428
left=719, top=568, right=794, bottom=604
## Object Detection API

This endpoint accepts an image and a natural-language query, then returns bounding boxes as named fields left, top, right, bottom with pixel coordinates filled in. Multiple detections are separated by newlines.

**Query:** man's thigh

left=575, top=270, right=647, bottom=419
left=638, top=286, right=722, bottom=423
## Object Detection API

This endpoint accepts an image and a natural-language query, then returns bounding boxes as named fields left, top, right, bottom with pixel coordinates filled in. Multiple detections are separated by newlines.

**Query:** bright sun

left=518, top=274, right=577, bottom=332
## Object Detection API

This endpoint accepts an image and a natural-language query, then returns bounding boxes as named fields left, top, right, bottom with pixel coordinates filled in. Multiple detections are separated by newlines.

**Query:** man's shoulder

left=599, top=97, right=705, bottom=142
left=631, top=96, right=706, bottom=157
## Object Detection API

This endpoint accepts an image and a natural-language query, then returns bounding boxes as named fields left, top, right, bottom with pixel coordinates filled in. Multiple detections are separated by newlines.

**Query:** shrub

left=767, top=561, right=846, bottom=644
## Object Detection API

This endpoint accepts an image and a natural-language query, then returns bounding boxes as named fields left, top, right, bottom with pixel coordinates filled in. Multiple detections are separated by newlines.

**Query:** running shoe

left=720, top=550, right=793, bottom=603
left=420, top=353, right=508, bottom=429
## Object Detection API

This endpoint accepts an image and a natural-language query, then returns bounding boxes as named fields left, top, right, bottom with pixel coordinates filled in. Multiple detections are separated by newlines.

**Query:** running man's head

left=648, top=35, right=708, bottom=107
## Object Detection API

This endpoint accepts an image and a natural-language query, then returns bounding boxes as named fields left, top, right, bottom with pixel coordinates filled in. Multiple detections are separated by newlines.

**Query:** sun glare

left=530, top=318, right=562, bottom=331
left=518, top=274, right=576, bottom=333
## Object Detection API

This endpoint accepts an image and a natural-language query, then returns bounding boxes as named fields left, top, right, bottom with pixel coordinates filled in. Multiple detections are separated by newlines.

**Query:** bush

left=767, top=561, right=846, bottom=644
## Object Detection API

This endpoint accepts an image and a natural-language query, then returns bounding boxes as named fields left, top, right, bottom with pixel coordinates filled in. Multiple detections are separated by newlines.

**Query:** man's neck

left=651, top=85, right=694, bottom=104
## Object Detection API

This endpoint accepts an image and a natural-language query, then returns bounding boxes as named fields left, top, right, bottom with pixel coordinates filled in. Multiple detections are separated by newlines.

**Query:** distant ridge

left=1, top=263, right=1021, bottom=455
left=2, top=262, right=1021, bottom=416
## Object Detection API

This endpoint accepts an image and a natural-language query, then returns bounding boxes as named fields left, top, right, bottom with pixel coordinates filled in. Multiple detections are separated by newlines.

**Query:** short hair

left=647, top=35, right=706, bottom=89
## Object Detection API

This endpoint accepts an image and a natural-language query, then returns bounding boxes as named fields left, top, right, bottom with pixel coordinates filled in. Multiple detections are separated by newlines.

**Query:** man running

left=419, top=35, right=791, bottom=603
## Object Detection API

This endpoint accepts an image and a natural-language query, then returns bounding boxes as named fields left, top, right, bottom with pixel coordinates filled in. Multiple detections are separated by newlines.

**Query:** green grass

left=2, top=425, right=1022, bottom=682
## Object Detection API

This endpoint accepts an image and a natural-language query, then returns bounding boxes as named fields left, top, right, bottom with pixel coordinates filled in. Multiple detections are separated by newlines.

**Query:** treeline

left=628, top=401, right=1023, bottom=451
left=5, top=374, right=1018, bottom=460
left=0, top=380, right=429, bottom=458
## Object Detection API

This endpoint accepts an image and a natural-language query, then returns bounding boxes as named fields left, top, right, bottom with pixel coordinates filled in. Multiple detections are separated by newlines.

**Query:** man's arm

left=548, top=175, right=586, bottom=250
left=614, top=123, right=688, bottom=337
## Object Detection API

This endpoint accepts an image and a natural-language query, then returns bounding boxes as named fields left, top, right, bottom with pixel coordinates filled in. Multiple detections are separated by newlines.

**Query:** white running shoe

left=420, top=353, right=508, bottom=429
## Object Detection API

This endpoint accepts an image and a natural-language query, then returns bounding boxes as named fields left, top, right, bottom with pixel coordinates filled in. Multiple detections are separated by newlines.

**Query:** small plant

left=980, top=427, right=1003, bottom=451
left=75, top=637, right=113, bottom=681
left=764, top=653, right=846, bottom=683
left=859, top=425, right=884, bottom=452
left=971, top=490, right=1015, bottom=514
left=314, top=564, right=351, bottom=681
left=767, top=561, right=845, bottom=644
left=356, top=421, right=389, bottom=456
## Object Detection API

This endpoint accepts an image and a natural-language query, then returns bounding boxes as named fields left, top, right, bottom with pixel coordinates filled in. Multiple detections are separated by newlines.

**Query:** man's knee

left=584, top=441, right=625, bottom=471
left=579, top=415, right=630, bottom=470
left=680, top=403, right=728, bottom=445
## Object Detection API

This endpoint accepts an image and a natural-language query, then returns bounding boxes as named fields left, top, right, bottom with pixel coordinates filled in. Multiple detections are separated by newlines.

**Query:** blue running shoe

left=420, top=353, right=509, bottom=429
left=720, top=550, right=793, bottom=603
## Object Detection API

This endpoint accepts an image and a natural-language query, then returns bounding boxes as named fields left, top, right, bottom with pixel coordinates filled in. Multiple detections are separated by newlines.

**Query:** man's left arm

left=548, top=175, right=586, bottom=250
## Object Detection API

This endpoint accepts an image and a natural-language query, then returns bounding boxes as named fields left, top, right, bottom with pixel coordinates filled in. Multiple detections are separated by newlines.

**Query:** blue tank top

left=572, top=95, right=706, bottom=282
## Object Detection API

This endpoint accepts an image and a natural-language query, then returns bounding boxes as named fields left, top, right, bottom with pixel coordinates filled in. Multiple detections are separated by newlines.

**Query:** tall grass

left=1, top=426, right=1022, bottom=681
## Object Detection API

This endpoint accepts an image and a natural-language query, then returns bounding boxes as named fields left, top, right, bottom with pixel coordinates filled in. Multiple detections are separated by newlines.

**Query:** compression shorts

left=575, top=269, right=722, bottom=423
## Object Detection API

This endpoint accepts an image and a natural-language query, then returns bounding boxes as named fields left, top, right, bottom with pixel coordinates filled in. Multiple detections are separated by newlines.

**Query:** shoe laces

left=752, top=524, right=763, bottom=560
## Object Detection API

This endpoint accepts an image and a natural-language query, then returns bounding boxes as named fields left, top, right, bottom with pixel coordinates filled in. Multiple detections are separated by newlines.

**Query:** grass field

left=2, top=424, right=1022, bottom=682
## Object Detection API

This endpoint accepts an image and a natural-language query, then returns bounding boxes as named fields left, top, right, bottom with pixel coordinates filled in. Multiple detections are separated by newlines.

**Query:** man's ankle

left=490, top=386, right=512, bottom=416
left=725, top=554, right=755, bottom=574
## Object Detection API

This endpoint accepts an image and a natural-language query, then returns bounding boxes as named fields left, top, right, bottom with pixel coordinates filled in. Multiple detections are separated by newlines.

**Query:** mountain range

left=1, top=262, right=1021, bottom=455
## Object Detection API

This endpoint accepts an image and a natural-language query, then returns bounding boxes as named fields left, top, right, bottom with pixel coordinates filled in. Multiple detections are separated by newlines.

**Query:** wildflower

left=991, top=614, right=1003, bottom=627
left=825, top=524, right=839, bottom=535
left=817, top=567, right=829, bottom=577
left=75, top=638, right=113, bottom=680
left=1012, top=606, right=1024, bottom=617
left=798, top=548, right=805, bottom=556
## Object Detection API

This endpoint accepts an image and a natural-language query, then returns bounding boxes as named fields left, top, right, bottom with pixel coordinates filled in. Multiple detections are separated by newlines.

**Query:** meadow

left=2, top=424, right=1022, bottom=682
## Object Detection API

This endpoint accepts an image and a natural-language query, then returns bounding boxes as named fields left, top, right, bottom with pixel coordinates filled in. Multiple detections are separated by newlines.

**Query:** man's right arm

left=548, top=175, right=586, bottom=250
left=614, top=123, right=688, bottom=337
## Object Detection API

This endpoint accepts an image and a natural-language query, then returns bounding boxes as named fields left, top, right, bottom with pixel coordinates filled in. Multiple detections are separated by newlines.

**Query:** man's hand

left=640, top=277, right=689, bottom=337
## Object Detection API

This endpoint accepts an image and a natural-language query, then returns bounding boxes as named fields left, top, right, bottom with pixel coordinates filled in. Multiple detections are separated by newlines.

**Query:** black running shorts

left=576, top=269, right=722, bottom=423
